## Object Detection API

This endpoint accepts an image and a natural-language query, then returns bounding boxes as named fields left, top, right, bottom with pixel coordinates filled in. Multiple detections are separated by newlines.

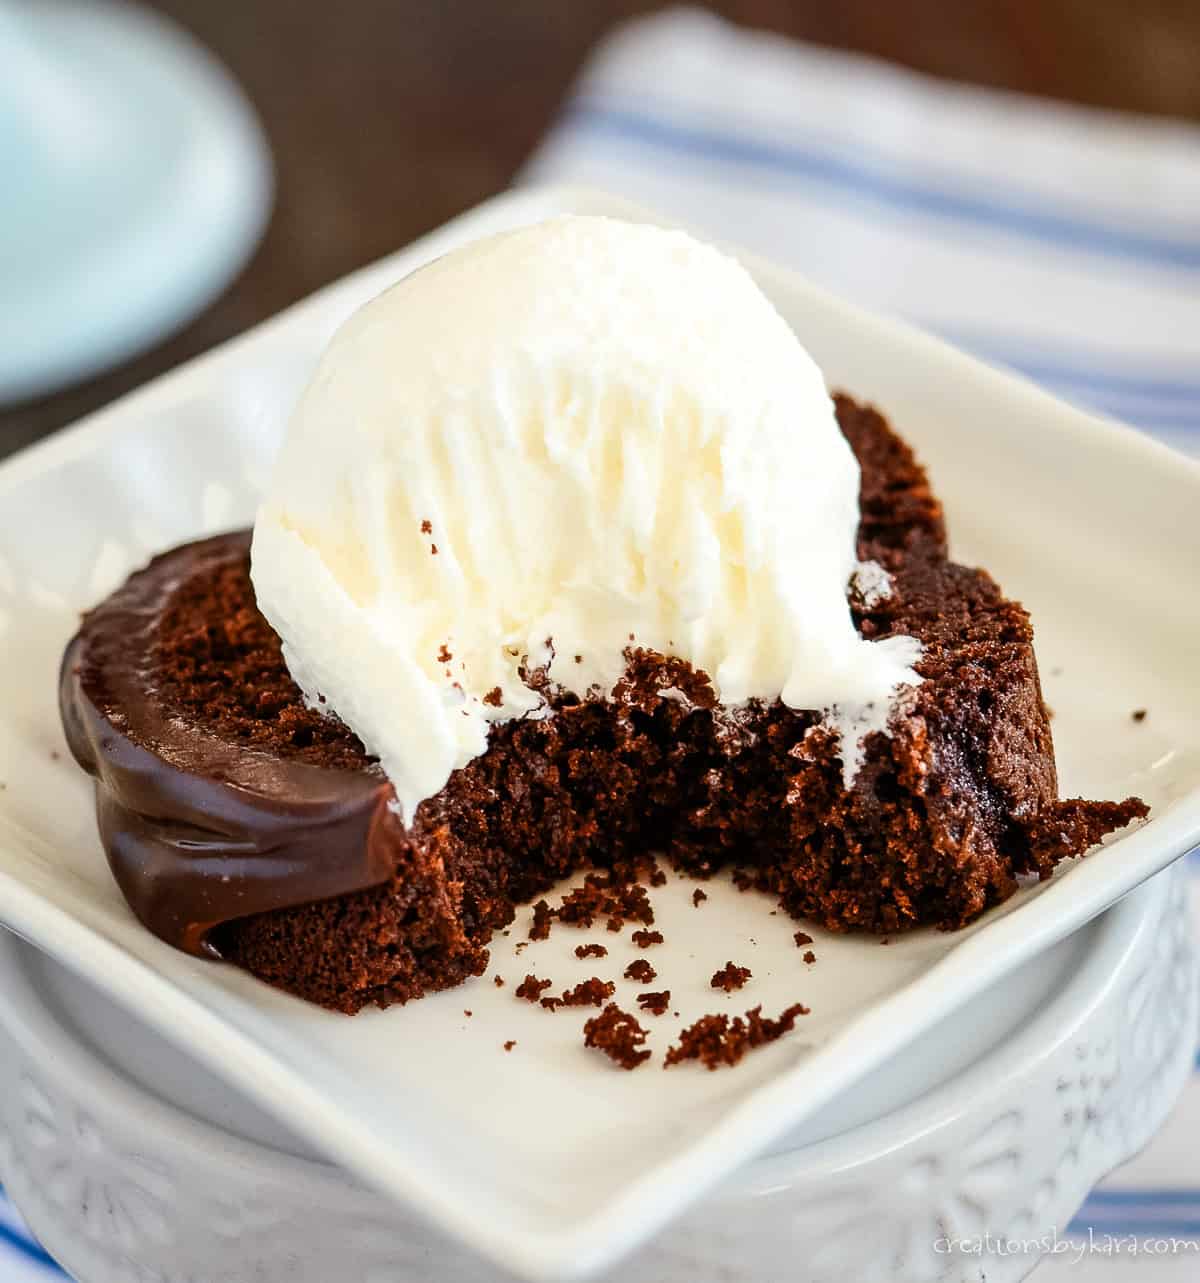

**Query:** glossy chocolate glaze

left=59, top=532, right=397, bottom=956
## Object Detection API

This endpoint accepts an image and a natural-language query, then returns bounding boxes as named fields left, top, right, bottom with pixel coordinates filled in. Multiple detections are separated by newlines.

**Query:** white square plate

left=1, top=188, right=1198, bottom=1281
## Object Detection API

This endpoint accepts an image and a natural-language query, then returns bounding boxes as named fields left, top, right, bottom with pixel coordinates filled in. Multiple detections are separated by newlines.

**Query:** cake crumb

left=567, top=978, right=615, bottom=1006
left=575, top=943, right=608, bottom=960
left=515, top=974, right=552, bottom=1003
left=649, top=866, right=667, bottom=887
left=483, top=686, right=502, bottom=707
left=803, top=950, right=816, bottom=965
left=692, top=889, right=707, bottom=907
left=542, top=978, right=615, bottom=1011
left=793, top=931, right=813, bottom=948
left=625, top=959, right=657, bottom=984
left=503, top=1040, right=516, bottom=1052
left=710, top=961, right=752, bottom=992
left=554, top=874, right=654, bottom=932
left=420, top=519, right=432, bottom=534
left=637, top=990, right=671, bottom=1017
left=632, top=929, right=664, bottom=948
left=665, top=1003, right=809, bottom=1070
left=583, top=1003, right=651, bottom=1069
left=529, top=899, right=553, bottom=941
left=494, top=976, right=505, bottom=987
left=430, top=543, right=438, bottom=555
left=464, top=1009, right=472, bottom=1017
left=437, top=644, right=453, bottom=664
left=731, top=869, right=753, bottom=892
left=1132, top=708, right=1147, bottom=722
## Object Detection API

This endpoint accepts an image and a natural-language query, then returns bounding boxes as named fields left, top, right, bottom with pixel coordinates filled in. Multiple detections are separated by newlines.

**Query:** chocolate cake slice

left=60, top=397, right=1146, bottom=1013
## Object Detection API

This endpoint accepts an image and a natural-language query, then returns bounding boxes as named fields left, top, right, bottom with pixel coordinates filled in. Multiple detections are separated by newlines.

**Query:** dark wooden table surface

left=6, top=0, right=1200, bottom=457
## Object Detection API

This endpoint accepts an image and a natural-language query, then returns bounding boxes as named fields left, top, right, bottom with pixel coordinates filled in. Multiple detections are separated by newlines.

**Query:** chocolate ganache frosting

left=59, top=532, right=398, bottom=956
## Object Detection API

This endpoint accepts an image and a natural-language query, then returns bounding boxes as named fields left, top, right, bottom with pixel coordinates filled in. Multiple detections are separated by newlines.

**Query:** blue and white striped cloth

left=0, top=1208, right=54, bottom=1281
left=3, top=9, right=1198, bottom=1278
left=527, top=7, right=1200, bottom=459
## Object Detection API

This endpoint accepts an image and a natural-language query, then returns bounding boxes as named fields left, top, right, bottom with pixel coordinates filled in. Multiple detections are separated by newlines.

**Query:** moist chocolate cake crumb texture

left=584, top=1004, right=652, bottom=1070
left=541, top=978, right=615, bottom=1011
left=61, top=396, right=1149, bottom=1014
left=555, top=875, right=655, bottom=933
left=793, top=932, right=813, bottom=948
left=711, top=962, right=752, bottom=992
left=625, top=959, right=657, bottom=984
left=632, top=930, right=664, bottom=949
left=664, top=1003, right=811, bottom=1071
left=529, top=901, right=553, bottom=941
left=637, top=991, right=671, bottom=1017
left=692, top=890, right=708, bottom=907
left=153, top=555, right=373, bottom=771
left=575, top=943, right=608, bottom=960
left=515, top=975, right=552, bottom=1003
left=561, top=978, right=614, bottom=1007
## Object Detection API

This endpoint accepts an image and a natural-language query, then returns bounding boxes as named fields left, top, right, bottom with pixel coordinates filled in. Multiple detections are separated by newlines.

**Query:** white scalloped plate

left=0, top=188, right=1197, bottom=1282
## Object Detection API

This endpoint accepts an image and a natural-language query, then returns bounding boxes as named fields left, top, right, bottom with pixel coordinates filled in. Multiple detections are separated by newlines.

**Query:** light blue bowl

left=0, top=0, right=272, bottom=404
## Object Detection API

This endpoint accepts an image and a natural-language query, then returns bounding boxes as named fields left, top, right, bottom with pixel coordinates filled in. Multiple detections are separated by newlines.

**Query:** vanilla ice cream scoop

left=251, top=216, right=921, bottom=820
